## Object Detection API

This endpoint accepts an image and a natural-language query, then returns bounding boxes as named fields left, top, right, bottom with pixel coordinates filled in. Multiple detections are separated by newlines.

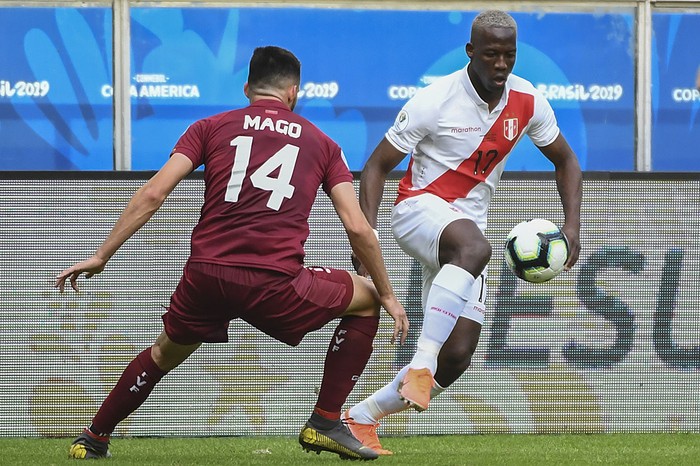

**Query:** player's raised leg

left=399, top=263, right=477, bottom=411
left=347, top=211, right=488, bottom=452
left=392, top=199, right=490, bottom=412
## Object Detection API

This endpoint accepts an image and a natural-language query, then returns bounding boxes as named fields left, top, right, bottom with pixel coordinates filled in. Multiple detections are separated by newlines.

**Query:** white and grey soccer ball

left=504, top=218, right=569, bottom=283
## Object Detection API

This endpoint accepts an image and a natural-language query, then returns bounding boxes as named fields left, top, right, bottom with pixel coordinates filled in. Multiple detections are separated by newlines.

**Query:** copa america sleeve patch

left=393, top=110, right=410, bottom=132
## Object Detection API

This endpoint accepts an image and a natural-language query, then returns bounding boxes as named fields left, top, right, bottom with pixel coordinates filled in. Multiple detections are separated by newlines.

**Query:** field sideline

left=3, top=434, right=699, bottom=465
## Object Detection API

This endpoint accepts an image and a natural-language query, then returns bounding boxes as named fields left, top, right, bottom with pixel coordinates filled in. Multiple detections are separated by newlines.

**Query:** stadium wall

left=2, top=172, right=699, bottom=437
left=2, top=1, right=700, bottom=172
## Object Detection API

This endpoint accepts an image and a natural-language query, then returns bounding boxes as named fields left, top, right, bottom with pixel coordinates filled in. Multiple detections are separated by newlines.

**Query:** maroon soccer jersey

left=172, top=99, right=353, bottom=275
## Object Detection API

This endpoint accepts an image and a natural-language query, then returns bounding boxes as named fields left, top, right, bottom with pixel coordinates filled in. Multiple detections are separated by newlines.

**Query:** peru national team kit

left=390, top=66, right=560, bottom=231
left=388, top=66, right=561, bottom=323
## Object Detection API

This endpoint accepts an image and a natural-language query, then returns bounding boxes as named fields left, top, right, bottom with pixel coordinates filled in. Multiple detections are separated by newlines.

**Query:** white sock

left=349, top=367, right=448, bottom=424
left=349, top=366, right=409, bottom=424
left=431, top=379, right=446, bottom=399
left=409, top=264, right=475, bottom=374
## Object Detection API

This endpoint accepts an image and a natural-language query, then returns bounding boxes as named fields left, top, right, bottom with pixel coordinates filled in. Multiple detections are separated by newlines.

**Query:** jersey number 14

left=225, top=135, right=298, bottom=211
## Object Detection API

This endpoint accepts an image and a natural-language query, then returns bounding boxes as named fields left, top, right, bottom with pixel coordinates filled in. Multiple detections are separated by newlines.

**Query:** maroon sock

left=90, top=348, right=168, bottom=436
left=314, top=316, right=379, bottom=419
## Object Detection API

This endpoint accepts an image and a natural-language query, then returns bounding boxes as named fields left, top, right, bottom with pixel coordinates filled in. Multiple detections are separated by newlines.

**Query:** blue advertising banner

left=651, top=13, right=700, bottom=171
left=1, top=7, right=635, bottom=171
left=0, top=8, right=113, bottom=170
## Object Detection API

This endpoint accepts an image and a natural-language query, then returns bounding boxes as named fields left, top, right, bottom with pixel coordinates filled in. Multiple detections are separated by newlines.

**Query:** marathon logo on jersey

left=503, top=118, right=519, bottom=141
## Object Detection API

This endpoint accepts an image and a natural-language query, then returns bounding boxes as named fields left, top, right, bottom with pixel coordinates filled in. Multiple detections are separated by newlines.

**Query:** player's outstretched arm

left=351, top=138, right=408, bottom=276
left=359, top=137, right=407, bottom=228
left=538, top=133, right=582, bottom=270
left=54, top=153, right=194, bottom=292
left=330, top=181, right=408, bottom=344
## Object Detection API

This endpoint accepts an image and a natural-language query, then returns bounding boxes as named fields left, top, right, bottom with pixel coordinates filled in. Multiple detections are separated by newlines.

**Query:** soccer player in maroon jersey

left=55, top=46, right=408, bottom=461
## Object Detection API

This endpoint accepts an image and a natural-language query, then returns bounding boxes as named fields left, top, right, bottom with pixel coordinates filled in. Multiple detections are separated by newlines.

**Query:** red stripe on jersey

left=396, top=90, right=535, bottom=204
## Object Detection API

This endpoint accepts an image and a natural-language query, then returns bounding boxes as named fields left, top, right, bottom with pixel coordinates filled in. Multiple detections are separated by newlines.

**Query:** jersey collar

left=460, top=65, right=509, bottom=113
left=249, top=98, right=291, bottom=111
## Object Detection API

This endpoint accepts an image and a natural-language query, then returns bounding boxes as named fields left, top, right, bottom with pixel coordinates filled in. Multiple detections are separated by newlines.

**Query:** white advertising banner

left=0, top=174, right=698, bottom=437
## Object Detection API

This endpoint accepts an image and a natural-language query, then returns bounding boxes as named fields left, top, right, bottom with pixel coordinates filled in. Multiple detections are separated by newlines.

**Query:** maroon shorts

left=162, top=261, right=355, bottom=346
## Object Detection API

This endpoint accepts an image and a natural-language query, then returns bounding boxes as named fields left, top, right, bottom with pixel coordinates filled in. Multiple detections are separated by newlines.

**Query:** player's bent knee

left=480, top=239, right=493, bottom=262
left=462, top=237, right=492, bottom=270
left=343, top=274, right=381, bottom=317
left=445, top=250, right=490, bottom=277
left=151, top=332, right=201, bottom=372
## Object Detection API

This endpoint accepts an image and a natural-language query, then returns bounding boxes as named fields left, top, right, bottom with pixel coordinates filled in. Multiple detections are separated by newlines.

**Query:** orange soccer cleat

left=398, top=367, right=435, bottom=412
left=342, top=410, right=393, bottom=455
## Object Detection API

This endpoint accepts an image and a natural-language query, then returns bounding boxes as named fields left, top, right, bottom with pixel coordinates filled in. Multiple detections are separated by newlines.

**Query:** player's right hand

left=54, top=255, right=107, bottom=293
left=380, top=295, right=409, bottom=345
left=561, top=223, right=580, bottom=270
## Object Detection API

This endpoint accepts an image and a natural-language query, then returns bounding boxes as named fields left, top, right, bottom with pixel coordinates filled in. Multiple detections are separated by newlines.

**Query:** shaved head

left=470, top=10, right=517, bottom=42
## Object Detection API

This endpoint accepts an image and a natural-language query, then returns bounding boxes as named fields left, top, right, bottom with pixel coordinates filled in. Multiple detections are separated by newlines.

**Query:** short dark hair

left=247, top=46, right=301, bottom=93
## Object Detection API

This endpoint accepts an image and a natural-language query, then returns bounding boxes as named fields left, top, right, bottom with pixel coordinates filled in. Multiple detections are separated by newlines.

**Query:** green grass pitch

left=3, top=434, right=700, bottom=465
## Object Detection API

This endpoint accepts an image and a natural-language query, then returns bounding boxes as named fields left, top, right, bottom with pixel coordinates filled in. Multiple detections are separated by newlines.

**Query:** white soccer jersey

left=386, top=66, right=559, bottom=231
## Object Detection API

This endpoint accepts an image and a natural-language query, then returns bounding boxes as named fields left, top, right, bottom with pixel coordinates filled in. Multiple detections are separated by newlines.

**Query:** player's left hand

left=380, top=295, right=409, bottom=345
left=54, top=255, right=107, bottom=293
left=561, top=223, right=580, bottom=270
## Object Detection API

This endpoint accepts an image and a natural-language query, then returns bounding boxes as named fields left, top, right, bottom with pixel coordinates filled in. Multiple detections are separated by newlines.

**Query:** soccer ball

left=504, top=218, right=569, bottom=283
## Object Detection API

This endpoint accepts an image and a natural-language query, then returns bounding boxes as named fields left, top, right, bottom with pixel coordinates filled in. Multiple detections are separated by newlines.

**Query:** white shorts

left=392, top=193, right=487, bottom=323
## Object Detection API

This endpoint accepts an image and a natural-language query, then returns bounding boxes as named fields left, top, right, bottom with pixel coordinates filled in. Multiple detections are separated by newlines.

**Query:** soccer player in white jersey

left=345, top=10, right=582, bottom=455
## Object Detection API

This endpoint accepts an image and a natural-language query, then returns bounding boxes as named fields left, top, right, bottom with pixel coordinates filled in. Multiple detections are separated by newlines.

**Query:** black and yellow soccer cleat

left=69, top=430, right=111, bottom=459
left=299, top=420, right=379, bottom=461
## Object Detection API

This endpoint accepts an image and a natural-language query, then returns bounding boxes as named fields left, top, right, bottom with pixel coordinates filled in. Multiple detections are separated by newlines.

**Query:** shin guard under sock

left=410, top=264, right=475, bottom=373
left=315, top=316, right=379, bottom=418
